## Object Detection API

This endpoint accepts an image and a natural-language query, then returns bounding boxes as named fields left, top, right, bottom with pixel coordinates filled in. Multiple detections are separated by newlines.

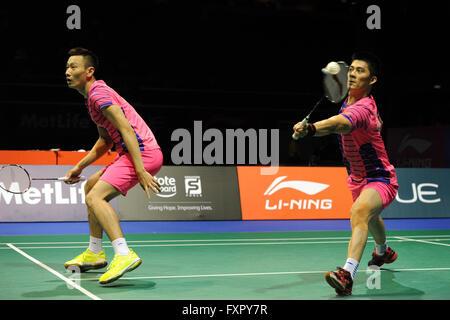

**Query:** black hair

left=351, top=51, right=381, bottom=80
left=68, top=47, right=99, bottom=74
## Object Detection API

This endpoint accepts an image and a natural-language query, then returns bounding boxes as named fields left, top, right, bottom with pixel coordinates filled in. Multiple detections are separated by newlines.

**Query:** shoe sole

left=64, top=260, right=108, bottom=272
left=98, top=258, right=142, bottom=285
left=325, top=272, right=351, bottom=296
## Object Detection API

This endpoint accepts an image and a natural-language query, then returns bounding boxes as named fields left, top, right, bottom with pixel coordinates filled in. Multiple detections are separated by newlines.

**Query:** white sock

left=88, top=236, right=103, bottom=254
left=343, top=258, right=359, bottom=279
left=111, top=238, right=130, bottom=256
left=376, top=242, right=388, bottom=256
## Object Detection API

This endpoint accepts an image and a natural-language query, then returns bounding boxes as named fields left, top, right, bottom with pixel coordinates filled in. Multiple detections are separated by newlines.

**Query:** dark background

left=1, top=0, right=448, bottom=166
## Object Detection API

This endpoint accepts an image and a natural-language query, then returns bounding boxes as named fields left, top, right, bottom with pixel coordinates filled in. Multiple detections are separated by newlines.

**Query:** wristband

left=306, top=123, right=316, bottom=137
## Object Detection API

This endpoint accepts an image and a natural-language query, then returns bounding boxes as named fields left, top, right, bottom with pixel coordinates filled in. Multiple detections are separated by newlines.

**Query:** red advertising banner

left=0, top=150, right=118, bottom=165
left=237, top=166, right=353, bottom=220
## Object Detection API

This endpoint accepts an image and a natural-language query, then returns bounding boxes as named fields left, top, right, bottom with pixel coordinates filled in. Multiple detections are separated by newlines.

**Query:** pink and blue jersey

left=85, top=80, right=160, bottom=155
left=338, top=95, right=397, bottom=186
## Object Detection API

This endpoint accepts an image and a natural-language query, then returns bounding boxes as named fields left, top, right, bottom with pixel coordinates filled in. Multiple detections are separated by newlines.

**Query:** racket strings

left=0, top=165, right=32, bottom=194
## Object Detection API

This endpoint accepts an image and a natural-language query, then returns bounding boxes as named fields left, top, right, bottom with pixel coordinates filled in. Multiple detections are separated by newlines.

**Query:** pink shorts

left=347, top=176, right=398, bottom=210
left=100, top=148, right=163, bottom=196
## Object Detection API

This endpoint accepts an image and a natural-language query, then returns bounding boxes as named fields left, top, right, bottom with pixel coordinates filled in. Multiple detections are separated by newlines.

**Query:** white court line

left=6, top=243, right=101, bottom=300
left=0, top=238, right=422, bottom=250
left=79, top=267, right=450, bottom=281
left=0, top=241, right=350, bottom=249
left=0, top=237, right=353, bottom=245
left=2, top=237, right=450, bottom=250
left=402, top=235, right=450, bottom=238
left=2, top=234, right=450, bottom=246
left=394, top=236, right=450, bottom=247
left=0, top=246, right=89, bottom=250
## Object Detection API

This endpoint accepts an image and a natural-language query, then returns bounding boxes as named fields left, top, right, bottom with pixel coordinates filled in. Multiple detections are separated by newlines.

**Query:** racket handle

left=58, top=176, right=86, bottom=182
left=292, top=118, right=309, bottom=140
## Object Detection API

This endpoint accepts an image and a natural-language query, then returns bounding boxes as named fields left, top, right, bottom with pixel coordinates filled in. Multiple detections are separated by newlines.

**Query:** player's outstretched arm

left=294, top=114, right=352, bottom=138
left=313, top=115, right=352, bottom=136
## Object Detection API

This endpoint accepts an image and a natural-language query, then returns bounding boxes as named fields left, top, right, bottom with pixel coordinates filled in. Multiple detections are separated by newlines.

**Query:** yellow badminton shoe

left=98, top=249, right=142, bottom=285
left=64, top=249, right=108, bottom=272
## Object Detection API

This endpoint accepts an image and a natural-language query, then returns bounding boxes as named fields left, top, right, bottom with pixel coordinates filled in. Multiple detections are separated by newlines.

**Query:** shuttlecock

left=322, top=61, right=340, bottom=75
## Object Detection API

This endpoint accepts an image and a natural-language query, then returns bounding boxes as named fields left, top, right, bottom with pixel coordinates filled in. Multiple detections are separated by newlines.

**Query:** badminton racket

left=292, top=61, right=349, bottom=140
left=0, top=164, right=85, bottom=194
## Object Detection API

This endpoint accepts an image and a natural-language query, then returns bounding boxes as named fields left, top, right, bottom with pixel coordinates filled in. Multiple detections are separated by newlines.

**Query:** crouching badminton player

left=64, top=47, right=162, bottom=284
left=293, top=52, right=398, bottom=296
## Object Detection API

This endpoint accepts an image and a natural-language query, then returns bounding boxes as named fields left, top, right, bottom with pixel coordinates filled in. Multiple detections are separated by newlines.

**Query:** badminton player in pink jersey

left=63, top=47, right=163, bottom=284
left=293, top=52, right=398, bottom=296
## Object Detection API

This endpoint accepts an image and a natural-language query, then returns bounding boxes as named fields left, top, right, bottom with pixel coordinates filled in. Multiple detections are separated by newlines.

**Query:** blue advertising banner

left=383, top=169, right=450, bottom=218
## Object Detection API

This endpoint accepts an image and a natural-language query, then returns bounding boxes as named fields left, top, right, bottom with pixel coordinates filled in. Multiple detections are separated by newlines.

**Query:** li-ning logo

left=264, top=176, right=329, bottom=196
left=398, top=134, right=432, bottom=154
left=185, top=176, right=202, bottom=197
left=264, top=176, right=332, bottom=210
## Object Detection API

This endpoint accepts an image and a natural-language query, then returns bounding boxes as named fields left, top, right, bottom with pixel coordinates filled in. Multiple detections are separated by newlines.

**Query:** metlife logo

left=0, top=165, right=114, bottom=222
left=0, top=181, right=86, bottom=205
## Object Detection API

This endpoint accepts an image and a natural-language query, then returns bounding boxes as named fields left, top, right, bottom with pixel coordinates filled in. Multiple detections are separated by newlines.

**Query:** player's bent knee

left=85, top=181, right=118, bottom=209
left=85, top=176, right=99, bottom=195
left=350, top=204, right=371, bottom=230
left=85, top=192, right=100, bottom=209
left=85, top=193, right=93, bottom=209
left=84, top=170, right=104, bottom=196
left=84, top=181, right=92, bottom=196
